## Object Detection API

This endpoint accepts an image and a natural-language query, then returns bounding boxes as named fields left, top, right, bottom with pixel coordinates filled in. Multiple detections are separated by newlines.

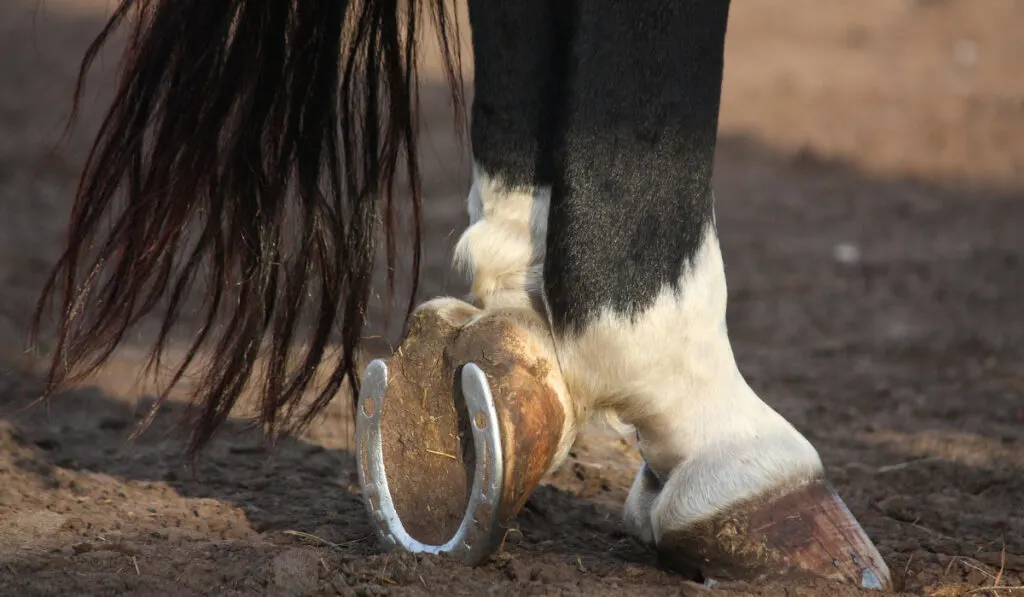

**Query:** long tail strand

left=32, top=0, right=463, bottom=455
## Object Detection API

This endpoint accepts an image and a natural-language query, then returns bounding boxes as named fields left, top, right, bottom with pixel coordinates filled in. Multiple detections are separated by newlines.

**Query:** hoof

left=656, top=478, right=892, bottom=590
left=355, top=308, right=566, bottom=565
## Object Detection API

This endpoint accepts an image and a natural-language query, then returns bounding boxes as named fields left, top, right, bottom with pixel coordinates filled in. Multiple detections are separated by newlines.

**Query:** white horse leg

left=542, top=0, right=891, bottom=588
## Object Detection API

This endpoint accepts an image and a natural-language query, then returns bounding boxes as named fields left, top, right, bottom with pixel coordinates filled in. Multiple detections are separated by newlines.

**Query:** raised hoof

left=355, top=308, right=565, bottom=566
left=656, top=479, right=892, bottom=590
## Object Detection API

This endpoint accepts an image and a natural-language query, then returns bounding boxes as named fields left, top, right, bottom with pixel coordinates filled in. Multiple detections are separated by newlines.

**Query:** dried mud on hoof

left=657, top=478, right=893, bottom=590
left=356, top=307, right=566, bottom=565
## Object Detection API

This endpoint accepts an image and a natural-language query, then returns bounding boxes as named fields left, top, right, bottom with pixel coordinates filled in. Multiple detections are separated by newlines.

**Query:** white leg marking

left=553, top=224, right=823, bottom=538
left=622, top=464, right=660, bottom=546
left=453, top=164, right=549, bottom=311
left=413, top=296, right=482, bottom=328
left=449, top=163, right=578, bottom=467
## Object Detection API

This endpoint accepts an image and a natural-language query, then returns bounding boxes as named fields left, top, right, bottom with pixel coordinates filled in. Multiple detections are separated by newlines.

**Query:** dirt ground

left=2, top=1, right=1023, bottom=595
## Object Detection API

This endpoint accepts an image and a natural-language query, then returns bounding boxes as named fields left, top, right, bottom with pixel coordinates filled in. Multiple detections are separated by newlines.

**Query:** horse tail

left=32, top=0, right=464, bottom=455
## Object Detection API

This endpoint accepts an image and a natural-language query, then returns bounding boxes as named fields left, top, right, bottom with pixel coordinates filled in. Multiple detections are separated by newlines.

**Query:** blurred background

left=0, top=1, right=1021, bottom=595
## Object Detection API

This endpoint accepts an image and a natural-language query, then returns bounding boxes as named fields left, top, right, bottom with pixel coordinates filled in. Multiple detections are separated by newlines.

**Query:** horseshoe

left=356, top=360, right=505, bottom=565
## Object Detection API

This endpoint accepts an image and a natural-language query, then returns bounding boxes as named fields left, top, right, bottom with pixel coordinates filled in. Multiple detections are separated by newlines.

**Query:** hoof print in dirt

left=656, top=478, right=892, bottom=590
left=356, top=307, right=568, bottom=566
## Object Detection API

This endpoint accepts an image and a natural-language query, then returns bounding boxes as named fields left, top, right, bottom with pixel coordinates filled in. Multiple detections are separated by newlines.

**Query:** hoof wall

left=657, top=479, right=892, bottom=590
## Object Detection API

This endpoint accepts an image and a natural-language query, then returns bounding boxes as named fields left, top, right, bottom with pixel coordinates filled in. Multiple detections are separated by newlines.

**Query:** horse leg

left=434, top=0, right=581, bottom=469
left=543, top=0, right=891, bottom=588
left=438, top=0, right=583, bottom=468
left=355, top=0, right=580, bottom=562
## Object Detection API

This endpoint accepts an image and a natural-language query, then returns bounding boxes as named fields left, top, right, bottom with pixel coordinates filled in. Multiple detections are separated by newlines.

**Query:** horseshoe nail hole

left=362, top=397, right=376, bottom=417
left=473, top=410, right=488, bottom=430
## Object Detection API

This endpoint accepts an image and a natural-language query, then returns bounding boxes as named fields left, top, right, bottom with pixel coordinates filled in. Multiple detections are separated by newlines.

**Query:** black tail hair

left=32, top=0, right=464, bottom=455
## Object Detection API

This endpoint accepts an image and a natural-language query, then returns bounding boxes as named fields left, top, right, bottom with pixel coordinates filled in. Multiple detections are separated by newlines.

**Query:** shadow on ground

left=2, top=123, right=1022, bottom=593
left=1, top=123, right=1023, bottom=594
left=2, top=1, right=1023, bottom=595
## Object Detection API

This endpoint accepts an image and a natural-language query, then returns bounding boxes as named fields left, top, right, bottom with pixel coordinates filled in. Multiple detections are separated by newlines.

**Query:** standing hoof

left=355, top=307, right=568, bottom=566
left=656, top=479, right=892, bottom=590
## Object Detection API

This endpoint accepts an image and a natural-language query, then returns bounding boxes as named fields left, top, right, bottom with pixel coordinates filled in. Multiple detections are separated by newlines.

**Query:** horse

left=33, top=0, right=891, bottom=589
